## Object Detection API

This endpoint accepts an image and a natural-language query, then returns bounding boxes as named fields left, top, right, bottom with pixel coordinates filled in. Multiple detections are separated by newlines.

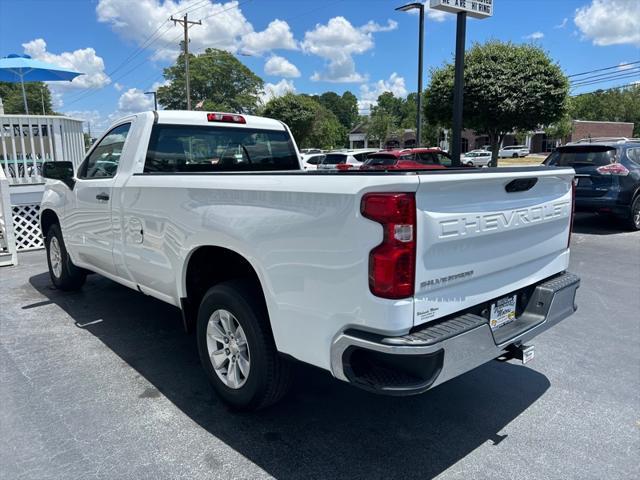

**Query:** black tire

left=45, top=224, right=86, bottom=291
left=625, top=196, right=640, bottom=231
left=512, top=153, right=519, bottom=158
left=196, top=279, right=292, bottom=410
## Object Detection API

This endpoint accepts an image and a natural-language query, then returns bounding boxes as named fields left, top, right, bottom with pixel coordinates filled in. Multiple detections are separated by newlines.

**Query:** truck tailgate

left=413, top=168, right=575, bottom=327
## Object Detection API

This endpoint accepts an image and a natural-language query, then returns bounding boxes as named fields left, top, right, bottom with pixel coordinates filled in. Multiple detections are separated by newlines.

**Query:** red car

left=359, top=148, right=450, bottom=171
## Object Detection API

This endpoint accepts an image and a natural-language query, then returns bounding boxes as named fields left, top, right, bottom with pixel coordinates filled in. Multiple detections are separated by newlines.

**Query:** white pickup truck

left=40, top=111, right=580, bottom=410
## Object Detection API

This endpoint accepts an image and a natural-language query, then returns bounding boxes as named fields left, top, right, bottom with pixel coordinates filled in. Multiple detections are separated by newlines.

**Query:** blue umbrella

left=0, top=54, right=82, bottom=115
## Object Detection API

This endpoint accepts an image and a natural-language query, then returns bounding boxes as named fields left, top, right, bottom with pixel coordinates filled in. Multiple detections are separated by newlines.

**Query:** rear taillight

left=336, top=163, right=353, bottom=171
left=596, top=163, right=629, bottom=176
left=568, top=178, right=576, bottom=248
left=207, top=113, right=246, bottom=124
left=361, top=193, right=416, bottom=299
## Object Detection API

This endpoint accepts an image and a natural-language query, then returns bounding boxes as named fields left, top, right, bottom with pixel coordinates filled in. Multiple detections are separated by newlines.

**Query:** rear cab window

left=144, top=124, right=299, bottom=172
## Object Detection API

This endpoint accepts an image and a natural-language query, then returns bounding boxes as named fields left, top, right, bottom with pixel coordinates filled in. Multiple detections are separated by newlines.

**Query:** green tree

left=157, top=48, right=263, bottom=113
left=263, top=93, right=345, bottom=149
left=424, top=41, right=569, bottom=166
left=314, top=90, right=359, bottom=130
left=375, top=91, right=404, bottom=120
left=569, top=85, right=640, bottom=137
left=0, top=81, right=54, bottom=114
left=306, top=105, right=346, bottom=149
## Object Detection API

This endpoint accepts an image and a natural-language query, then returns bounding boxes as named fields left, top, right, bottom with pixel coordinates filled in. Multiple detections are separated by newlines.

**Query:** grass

left=498, top=155, right=545, bottom=167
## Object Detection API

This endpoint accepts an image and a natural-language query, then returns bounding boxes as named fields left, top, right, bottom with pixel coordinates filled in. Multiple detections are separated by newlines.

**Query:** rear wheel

left=196, top=280, right=292, bottom=410
left=625, top=196, right=640, bottom=231
left=45, top=224, right=86, bottom=291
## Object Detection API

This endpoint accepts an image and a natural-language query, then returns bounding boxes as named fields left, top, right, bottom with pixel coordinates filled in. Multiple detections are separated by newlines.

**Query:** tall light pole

left=396, top=2, right=425, bottom=147
left=145, top=91, right=158, bottom=111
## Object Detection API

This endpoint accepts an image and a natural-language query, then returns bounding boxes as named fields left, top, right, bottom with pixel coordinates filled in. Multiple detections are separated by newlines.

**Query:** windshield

left=322, top=154, right=347, bottom=165
left=545, top=146, right=617, bottom=167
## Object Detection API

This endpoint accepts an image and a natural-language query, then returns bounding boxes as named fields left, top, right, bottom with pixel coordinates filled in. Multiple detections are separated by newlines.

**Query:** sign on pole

left=429, top=0, right=493, bottom=19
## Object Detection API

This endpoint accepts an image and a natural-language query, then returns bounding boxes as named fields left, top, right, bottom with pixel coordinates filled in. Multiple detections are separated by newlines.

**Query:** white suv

left=317, top=148, right=379, bottom=170
left=499, top=145, right=530, bottom=158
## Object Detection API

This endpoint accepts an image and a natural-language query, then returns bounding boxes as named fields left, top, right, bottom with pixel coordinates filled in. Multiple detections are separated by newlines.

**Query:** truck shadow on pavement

left=572, top=212, right=632, bottom=235
left=29, top=272, right=550, bottom=480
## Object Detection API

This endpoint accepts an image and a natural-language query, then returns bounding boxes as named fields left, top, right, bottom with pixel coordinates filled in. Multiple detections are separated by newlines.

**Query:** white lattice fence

left=12, top=203, right=43, bottom=251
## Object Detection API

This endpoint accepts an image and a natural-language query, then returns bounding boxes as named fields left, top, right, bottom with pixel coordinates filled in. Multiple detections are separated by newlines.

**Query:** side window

left=626, top=148, right=640, bottom=165
left=79, top=123, right=131, bottom=179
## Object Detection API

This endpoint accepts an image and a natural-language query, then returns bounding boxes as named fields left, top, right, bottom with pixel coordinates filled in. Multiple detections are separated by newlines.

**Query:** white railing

left=0, top=114, right=86, bottom=185
left=0, top=167, right=18, bottom=265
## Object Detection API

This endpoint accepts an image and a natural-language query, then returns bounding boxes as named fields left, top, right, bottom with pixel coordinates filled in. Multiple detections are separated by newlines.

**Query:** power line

left=571, top=82, right=639, bottom=96
left=62, top=1, right=249, bottom=109
left=570, top=67, right=640, bottom=85
left=568, top=60, right=640, bottom=78
left=571, top=71, right=640, bottom=88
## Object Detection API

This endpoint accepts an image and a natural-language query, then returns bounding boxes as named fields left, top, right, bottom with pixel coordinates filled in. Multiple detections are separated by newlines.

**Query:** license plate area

left=489, top=294, right=517, bottom=331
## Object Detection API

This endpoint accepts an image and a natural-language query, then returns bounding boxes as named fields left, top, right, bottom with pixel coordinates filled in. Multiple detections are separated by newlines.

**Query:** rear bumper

left=330, top=272, right=580, bottom=395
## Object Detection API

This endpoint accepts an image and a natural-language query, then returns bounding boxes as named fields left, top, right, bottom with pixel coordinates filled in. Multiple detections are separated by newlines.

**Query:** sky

left=0, top=0, right=639, bottom=135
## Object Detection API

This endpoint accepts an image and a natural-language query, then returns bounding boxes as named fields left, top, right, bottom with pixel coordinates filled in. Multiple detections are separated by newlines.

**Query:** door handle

left=96, top=192, right=110, bottom=201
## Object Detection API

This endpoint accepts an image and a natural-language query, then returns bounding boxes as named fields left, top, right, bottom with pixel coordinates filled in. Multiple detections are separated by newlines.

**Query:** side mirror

left=42, top=161, right=75, bottom=189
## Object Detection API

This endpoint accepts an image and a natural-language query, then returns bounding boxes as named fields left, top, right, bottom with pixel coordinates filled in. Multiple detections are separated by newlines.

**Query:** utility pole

left=171, top=13, right=201, bottom=110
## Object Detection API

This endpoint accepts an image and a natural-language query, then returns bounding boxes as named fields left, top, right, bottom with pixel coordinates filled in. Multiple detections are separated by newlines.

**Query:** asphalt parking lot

left=1, top=212, right=638, bottom=480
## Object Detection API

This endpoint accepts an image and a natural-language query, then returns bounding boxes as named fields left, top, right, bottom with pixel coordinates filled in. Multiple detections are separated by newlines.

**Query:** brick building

left=569, top=120, right=635, bottom=142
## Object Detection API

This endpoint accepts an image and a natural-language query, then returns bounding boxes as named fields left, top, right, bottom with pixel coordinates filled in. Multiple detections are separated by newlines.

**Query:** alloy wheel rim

left=206, top=309, right=250, bottom=389
left=634, top=204, right=640, bottom=228
left=50, top=237, right=62, bottom=278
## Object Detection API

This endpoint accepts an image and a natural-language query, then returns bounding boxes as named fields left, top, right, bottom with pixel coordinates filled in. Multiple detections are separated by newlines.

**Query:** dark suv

left=544, top=138, right=640, bottom=230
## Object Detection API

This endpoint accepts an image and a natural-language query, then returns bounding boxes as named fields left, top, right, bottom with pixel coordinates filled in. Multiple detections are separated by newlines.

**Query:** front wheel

left=45, top=224, right=86, bottom=291
left=512, top=153, right=519, bottom=158
left=196, top=280, right=292, bottom=410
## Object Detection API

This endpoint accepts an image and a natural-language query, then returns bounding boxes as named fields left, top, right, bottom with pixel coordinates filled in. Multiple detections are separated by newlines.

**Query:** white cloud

left=22, top=38, right=110, bottom=91
left=97, top=0, right=296, bottom=60
left=242, top=19, right=297, bottom=55
left=574, top=0, right=640, bottom=47
left=554, top=17, right=568, bottom=29
left=427, top=9, right=448, bottom=22
left=260, top=79, right=295, bottom=104
left=264, top=55, right=300, bottom=78
left=116, top=88, right=154, bottom=115
left=618, top=61, right=634, bottom=71
left=114, top=82, right=124, bottom=91
left=360, top=19, right=398, bottom=33
left=358, top=73, right=407, bottom=113
left=524, top=31, right=545, bottom=41
left=406, top=4, right=449, bottom=21
left=302, top=17, right=395, bottom=83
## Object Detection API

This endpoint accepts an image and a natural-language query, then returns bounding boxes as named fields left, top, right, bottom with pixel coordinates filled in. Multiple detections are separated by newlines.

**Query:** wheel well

left=183, top=246, right=267, bottom=331
left=40, top=209, right=59, bottom=237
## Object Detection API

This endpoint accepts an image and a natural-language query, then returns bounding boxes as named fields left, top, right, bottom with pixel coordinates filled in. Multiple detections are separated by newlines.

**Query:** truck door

left=65, top=123, right=132, bottom=276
